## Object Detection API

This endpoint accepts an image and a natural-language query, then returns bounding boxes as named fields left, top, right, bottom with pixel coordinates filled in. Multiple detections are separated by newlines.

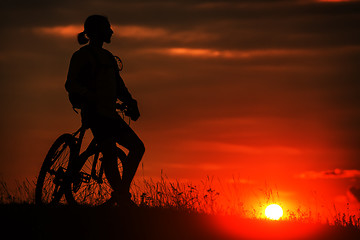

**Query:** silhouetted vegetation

left=132, top=175, right=220, bottom=214
left=0, top=178, right=35, bottom=204
left=1, top=177, right=359, bottom=239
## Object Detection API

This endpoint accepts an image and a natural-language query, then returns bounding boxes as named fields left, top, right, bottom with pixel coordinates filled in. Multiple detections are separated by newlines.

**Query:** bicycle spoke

left=36, top=134, right=75, bottom=205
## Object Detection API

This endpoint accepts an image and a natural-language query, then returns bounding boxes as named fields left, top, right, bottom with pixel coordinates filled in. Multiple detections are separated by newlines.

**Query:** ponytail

left=77, top=31, right=89, bottom=45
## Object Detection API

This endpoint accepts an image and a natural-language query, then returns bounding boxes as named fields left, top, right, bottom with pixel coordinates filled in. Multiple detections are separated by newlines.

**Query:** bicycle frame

left=67, top=103, right=129, bottom=187
left=36, top=102, right=130, bottom=205
left=69, top=126, right=105, bottom=184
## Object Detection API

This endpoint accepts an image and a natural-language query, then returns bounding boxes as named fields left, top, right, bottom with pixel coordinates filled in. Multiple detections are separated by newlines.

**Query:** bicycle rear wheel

left=35, top=134, right=75, bottom=205
left=65, top=146, right=126, bottom=206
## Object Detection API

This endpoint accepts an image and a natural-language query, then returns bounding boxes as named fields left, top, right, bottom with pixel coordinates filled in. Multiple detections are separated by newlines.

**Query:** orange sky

left=1, top=0, right=360, bottom=216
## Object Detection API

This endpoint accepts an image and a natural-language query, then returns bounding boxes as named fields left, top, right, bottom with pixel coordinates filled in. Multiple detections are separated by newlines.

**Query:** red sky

left=1, top=0, right=360, bottom=216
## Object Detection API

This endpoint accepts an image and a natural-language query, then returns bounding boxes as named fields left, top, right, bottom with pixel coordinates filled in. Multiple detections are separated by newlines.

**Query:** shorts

left=81, top=110, right=137, bottom=144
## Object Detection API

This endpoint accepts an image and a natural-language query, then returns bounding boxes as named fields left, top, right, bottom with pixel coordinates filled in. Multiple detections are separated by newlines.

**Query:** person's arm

left=116, top=74, right=134, bottom=103
left=116, top=74, right=140, bottom=121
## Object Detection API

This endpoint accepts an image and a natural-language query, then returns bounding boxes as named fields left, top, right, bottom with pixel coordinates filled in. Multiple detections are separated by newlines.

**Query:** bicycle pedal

left=79, top=172, right=91, bottom=183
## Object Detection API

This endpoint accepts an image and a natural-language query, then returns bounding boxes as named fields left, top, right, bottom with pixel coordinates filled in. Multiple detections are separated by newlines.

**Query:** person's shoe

left=112, top=191, right=138, bottom=208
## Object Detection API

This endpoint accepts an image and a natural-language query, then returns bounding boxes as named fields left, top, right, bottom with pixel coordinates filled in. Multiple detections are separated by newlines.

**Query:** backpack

left=67, top=46, right=100, bottom=112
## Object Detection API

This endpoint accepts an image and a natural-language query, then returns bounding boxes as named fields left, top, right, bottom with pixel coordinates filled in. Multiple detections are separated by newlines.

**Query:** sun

left=265, top=204, right=283, bottom=220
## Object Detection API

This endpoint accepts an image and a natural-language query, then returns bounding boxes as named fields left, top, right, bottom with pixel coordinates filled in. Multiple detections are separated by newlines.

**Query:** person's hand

left=126, top=99, right=140, bottom=121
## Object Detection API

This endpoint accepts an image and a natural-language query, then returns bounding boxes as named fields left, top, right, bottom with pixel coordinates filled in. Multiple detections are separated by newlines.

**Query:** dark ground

left=1, top=204, right=359, bottom=240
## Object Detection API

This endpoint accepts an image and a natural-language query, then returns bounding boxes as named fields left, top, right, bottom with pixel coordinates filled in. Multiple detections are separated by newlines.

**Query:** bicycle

left=35, top=103, right=130, bottom=206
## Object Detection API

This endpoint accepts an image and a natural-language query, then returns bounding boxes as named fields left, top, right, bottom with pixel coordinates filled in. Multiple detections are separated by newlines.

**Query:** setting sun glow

left=265, top=204, right=283, bottom=220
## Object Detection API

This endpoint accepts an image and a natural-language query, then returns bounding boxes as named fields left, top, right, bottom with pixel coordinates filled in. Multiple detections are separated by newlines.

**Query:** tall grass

left=1, top=175, right=359, bottom=230
left=0, top=178, right=35, bottom=204
left=131, top=175, right=220, bottom=214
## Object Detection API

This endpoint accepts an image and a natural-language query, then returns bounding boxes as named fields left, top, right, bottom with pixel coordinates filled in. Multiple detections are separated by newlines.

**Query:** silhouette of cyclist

left=65, top=15, right=145, bottom=206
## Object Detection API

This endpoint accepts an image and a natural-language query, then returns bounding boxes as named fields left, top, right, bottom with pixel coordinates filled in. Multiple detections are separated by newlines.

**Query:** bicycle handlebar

left=116, top=103, right=127, bottom=111
left=116, top=103, right=132, bottom=123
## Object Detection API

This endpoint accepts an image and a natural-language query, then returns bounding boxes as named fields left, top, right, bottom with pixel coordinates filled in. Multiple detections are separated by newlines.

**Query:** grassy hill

left=1, top=203, right=359, bottom=240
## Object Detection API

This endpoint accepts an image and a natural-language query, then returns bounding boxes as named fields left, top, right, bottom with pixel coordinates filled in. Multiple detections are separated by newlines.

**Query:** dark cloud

left=297, top=169, right=360, bottom=179
left=2, top=0, right=360, bottom=47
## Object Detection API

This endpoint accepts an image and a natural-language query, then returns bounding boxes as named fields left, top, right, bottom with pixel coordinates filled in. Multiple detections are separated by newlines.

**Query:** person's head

left=78, top=15, right=113, bottom=45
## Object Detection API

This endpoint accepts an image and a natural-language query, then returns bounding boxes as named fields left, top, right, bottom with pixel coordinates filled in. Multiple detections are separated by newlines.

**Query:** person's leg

left=115, top=122, right=145, bottom=194
left=90, top=117, right=126, bottom=196
left=119, top=133, right=145, bottom=193
left=97, top=138, right=124, bottom=194
left=91, top=116, right=145, bottom=202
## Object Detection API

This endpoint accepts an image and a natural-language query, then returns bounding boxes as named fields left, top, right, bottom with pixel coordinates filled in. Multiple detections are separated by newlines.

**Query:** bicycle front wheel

left=35, top=134, right=75, bottom=205
left=65, top=146, right=126, bottom=206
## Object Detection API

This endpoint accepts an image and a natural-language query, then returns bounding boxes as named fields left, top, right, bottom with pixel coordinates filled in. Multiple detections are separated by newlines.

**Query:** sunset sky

left=1, top=0, right=359, bottom=215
